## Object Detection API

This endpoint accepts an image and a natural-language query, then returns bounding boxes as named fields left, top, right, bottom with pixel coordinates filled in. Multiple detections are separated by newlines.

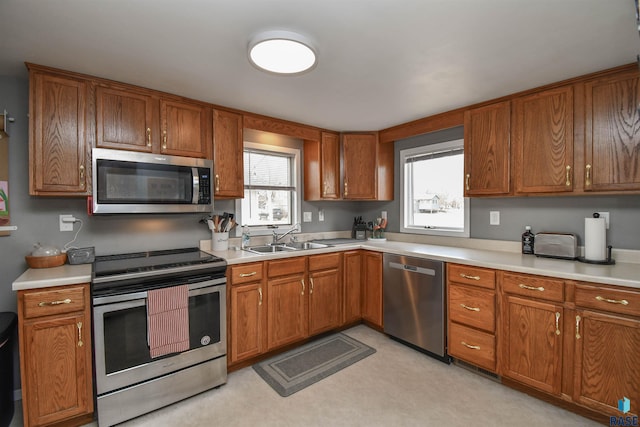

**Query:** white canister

left=212, top=231, right=229, bottom=251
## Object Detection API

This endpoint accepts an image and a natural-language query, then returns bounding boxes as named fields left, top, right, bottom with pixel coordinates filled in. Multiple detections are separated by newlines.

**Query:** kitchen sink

left=244, top=241, right=330, bottom=255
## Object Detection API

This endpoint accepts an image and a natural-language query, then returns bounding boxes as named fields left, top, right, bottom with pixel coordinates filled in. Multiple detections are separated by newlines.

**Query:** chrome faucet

left=272, top=223, right=300, bottom=244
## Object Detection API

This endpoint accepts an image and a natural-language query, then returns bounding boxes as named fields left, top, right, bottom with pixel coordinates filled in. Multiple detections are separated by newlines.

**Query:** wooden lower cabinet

left=230, top=281, right=266, bottom=363
left=361, top=251, right=383, bottom=328
left=18, top=284, right=93, bottom=427
left=343, top=250, right=362, bottom=324
left=266, top=258, right=307, bottom=350
left=308, top=253, right=342, bottom=336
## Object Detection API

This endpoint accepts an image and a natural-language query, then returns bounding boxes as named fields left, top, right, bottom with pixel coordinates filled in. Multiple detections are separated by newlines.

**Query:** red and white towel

left=147, top=285, right=190, bottom=358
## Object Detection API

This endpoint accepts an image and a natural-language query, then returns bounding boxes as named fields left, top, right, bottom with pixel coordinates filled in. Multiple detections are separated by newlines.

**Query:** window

left=235, top=142, right=301, bottom=235
left=400, top=139, right=469, bottom=237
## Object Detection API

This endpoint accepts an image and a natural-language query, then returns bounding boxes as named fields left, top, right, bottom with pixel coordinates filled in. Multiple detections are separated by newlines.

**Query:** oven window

left=103, top=291, right=222, bottom=375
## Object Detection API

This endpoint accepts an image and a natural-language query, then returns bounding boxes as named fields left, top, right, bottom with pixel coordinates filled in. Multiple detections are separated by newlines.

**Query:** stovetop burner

left=93, top=247, right=223, bottom=278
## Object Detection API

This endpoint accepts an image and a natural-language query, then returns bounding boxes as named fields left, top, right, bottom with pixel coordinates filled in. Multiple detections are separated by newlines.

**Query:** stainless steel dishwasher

left=383, top=253, right=448, bottom=362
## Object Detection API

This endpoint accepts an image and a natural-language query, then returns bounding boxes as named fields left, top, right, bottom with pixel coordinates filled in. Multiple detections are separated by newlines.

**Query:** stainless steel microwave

left=92, top=148, right=213, bottom=214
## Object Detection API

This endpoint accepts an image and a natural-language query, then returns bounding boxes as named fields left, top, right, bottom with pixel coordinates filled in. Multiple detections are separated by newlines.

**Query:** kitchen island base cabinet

left=18, top=284, right=93, bottom=427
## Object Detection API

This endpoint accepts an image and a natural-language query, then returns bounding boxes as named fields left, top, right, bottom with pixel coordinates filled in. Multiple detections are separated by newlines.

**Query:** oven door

left=93, top=280, right=226, bottom=395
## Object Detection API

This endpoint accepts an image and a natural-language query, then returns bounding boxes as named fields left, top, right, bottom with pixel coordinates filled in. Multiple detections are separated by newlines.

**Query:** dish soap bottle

left=522, top=225, right=535, bottom=255
left=241, top=225, right=250, bottom=249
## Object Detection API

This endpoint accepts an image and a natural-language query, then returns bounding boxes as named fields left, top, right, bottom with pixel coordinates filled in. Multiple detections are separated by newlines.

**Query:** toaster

left=534, top=232, right=578, bottom=260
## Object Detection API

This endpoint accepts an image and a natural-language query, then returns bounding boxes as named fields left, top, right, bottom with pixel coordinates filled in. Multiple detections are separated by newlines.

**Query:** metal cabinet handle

left=38, top=298, right=71, bottom=307
left=162, top=130, right=167, bottom=149
left=215, top=174, right=220, bottom=192
left=301, top=279, right=305, bottom=296
left=79, top=165, right=85, bottom=188
left=585, top=164, right=592, bottom=187
left=461, top=341, right=480, bottom=350
left=519, top=284, right=545, bottom=292
left=575, top=315, right=581, bottom=340
left=310, top=277, right=314, bottom=295
left=595, top=295, right=628, bottom=305
left=239, top=271, right=257, bottom=278
left=460, top=304, right=480, bottom=312
left=146, top=128, right=152, bottom=147
left=460, top=273, right=480, bottom=281
left=323, top=181, right=327, bottom=197
left=344, top=181, right=348, bottom=197
left=77, top=322, right=83, bottom=347
left=555, top=312, right=561, bottom=336
left=565, top=165, right=571, bottom=187
left=258, top=288, right=263, bottom=306
left=465, top=173, right=470, bottom=191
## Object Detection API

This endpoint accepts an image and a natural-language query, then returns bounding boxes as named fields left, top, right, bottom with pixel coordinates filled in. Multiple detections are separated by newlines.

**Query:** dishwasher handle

left=388, top=261, right=436, bottom=276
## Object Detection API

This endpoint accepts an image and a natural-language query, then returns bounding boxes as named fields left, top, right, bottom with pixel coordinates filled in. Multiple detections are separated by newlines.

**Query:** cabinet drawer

left=449, top=323, right=496, bottom=372
left=308, top=253, right=340, bottom=271
left=502, top=272, right=564, bottom=302
left=268, top=257, right=306, bottom=278
left=448, top=264, right=495, bottom=289
left=448, top=284, right=495, bottom=333
left=229, top=262, right=263, bottom=285
left=21, top=285, right=87, bottom=319
left=575, top=284, right=640, bottom=317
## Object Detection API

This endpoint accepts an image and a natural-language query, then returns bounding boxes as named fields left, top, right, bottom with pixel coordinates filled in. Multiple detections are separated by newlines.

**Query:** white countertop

left=12, top=237, right=640, bottom=291
left=12, top=263, right=92, bottom=291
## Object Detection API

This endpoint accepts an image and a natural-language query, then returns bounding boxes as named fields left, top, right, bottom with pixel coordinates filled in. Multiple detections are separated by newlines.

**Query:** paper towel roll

left=584, top=217, right=606, bottom=261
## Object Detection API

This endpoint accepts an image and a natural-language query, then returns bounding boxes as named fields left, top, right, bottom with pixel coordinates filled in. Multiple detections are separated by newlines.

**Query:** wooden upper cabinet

left=213, top=109, right=244, bottom=198
left=464, top=101, right=511, bottom=196
left=96, top=85, right=210, bottom=158
left=512, top=86, right=574, bottom=194
left=583, top=69, right=640, bottom=192
left=342, top=132, right=393, bottom=200
left=160, top=99, right=210, bottom=158
left=304, top=132, right=340, bottom=200
left=29, top=69, right=89, bottom=196
left=96, top=85, right=155, bottom=152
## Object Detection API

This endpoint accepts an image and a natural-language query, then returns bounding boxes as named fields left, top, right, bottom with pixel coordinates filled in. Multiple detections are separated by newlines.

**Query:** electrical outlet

left=59, top=214, right=74, bottom=232
left=318, top=209, right=324, bottom=222
left=489, top=211, right=500, bottom=225
left=303, top=212, right=312, bottom=222
left=597, top=212, right=610, bottom=229
left=381, top=211, right=387, bottom=220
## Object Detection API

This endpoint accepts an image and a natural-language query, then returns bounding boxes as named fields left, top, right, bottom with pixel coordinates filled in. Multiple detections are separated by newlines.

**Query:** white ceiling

left=0, top=0, right=638, bottom=132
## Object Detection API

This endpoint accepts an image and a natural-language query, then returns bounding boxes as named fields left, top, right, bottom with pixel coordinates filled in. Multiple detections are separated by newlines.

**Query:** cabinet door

left=160, top=99, right=210, bottom=158
left=342, top=133, right=377, bottom=199
left=96, top=85, right=156, bottom=152
left=463, top=101, right=511, bottom=196
left=230, top=282, right=266, bottom=364
left=343, top=250, right=362, bottom=324
left=362, top=251, right=383, bottom=327
left=267, top=273, right=307, bottom=350
left=512, top=86, right=574, bottom=194
left=21, top=312, right=92, bottom=426
left=308, top=268, right=342, bottom=335
left=573, top=310, right=640, bottom=416
left=321, top=132, right=341, bottom=199
left=584, top=70, right=640, bottom=191
left=502, top=295, right=563, bottom=395
left=213, top=109, right=244, bottom=198
left=30, top=72, right=88, bottom=195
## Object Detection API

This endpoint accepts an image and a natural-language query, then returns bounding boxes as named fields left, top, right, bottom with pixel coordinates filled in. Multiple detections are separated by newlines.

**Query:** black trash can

left=0, top=312, right=17, bottom=427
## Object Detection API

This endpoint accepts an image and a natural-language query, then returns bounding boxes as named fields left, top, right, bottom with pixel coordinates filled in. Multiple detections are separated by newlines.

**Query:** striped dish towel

left=147, top=285, right=190, bottom=358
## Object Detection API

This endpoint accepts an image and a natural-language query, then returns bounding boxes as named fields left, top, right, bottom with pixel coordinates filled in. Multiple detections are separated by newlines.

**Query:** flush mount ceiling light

left=248, top=31, right=317, bottom=75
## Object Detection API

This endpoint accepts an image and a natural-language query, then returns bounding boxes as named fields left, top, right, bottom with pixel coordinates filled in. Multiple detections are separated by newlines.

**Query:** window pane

left=244, top=151, right=291, bottom=187
left=241, top=189, right=292, bottom=226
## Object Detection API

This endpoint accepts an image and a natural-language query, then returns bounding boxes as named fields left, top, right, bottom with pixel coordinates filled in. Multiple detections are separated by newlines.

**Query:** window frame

left=234, top=142, right=302, bottom=237
left=399, top=139, right=470, bottom=238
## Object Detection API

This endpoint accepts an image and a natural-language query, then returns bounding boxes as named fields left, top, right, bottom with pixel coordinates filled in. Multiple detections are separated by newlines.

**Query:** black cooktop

left=93, top=247, right=225, bottom=278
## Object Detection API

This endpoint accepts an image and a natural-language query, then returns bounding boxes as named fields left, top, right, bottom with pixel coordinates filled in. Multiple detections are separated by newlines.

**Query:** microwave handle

left=192, top=168, right=200, bottom=204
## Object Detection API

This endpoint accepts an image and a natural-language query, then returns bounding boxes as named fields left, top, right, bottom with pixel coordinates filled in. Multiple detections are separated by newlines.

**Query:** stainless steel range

left=92, top=248, right=227, bottom=426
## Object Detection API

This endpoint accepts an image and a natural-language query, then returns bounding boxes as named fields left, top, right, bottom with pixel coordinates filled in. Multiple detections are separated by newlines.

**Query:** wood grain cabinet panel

left=213, top=109, right=244, bottom=198
left=448, top=264, right=496, bottom=289
left=18, top=284, right=93, bottom=427
left=308, top=267, right=342, bottom=336
left=512, top=86, right=574, bottom=194
left=29, top=69, right=89, bottom=195
left=449, top=323, right=496, bottom=372
left=583, top=69, right=640, bottom=192
left=343, top=250, right=362, bottom=324
left=448, top=284, right=495, bottom=333
left=304, top=132, right=340, bottom=200
left=463, top=101, right=511, bottom=196
left=361, top=251, right=383, bottom=328
left=161, top=99, right=210, bottom=158
left=267, top=272, right=307, bottom=350
left=229, top=281, right=266, bottom=364
left=502, top=272, right=564, bottom=303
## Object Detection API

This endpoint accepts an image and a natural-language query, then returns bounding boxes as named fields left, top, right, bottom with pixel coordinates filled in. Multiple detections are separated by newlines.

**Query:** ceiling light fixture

left=248, top=31, right=317, bottom=75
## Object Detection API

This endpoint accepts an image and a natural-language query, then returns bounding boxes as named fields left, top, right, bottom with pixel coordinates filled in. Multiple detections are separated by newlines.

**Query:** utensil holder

left=212, top=231, right=229, bottom=251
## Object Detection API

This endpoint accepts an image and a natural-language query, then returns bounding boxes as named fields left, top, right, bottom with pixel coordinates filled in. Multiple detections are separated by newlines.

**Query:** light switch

left=303, top=212, right=312, bottom=222
left=318, top=210, right=324, bottom=222
left=489, top=211, right=500, bottom=225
